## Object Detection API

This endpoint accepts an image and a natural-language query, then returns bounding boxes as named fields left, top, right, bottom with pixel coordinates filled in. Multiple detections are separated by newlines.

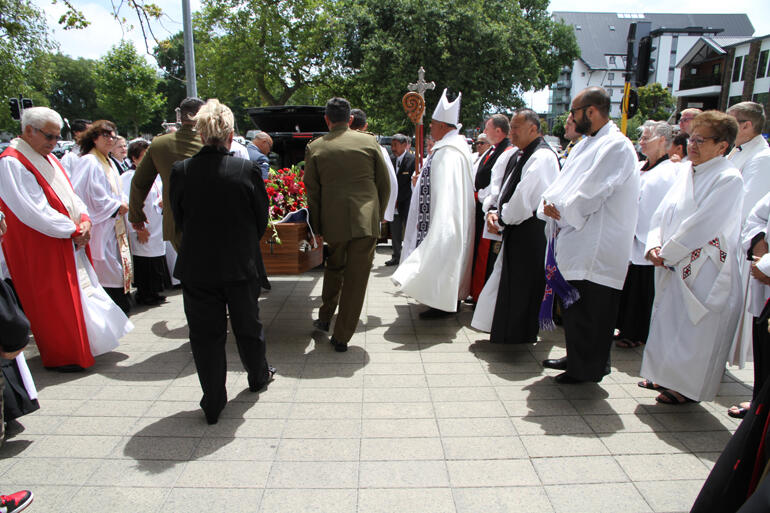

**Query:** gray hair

left=193, top=99, right=234, bottom=146
left=252, top=131, right=270, bottom=143
left=392, top=133, right=410, bottom=145
left=21, top=107, right=63, bottom=131
left=640, top=120, right=673, bottom=145
left=728, top=101, right=766, bottom=136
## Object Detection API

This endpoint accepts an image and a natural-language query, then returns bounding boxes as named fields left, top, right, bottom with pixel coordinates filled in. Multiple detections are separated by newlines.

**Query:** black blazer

left=170, top=145, right=269, bottom=285
left=392, top=151, right=416, bottom=211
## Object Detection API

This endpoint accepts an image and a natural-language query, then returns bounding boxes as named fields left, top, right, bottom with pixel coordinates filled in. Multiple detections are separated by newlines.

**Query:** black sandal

left=637, top=379, right=665, bottom=390
left=655, top=389, right=695, bottom=405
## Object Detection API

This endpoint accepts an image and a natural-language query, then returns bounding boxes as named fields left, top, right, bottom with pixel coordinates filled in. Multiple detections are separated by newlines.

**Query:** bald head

left=251, top=131, right=273, bottom=155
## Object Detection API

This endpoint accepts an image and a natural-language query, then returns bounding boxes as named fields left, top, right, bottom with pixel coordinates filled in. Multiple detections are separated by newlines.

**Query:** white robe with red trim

left=0, top=138, right=131, bottom=367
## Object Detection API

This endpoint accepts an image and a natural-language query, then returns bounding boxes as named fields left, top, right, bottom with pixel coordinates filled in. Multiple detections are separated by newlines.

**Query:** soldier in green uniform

left=306, top=97, right=391, bottom=352
left=129, top=97, right=204, bottom=250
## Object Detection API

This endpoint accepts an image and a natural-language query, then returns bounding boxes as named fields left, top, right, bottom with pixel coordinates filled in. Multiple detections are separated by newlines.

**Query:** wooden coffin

left=260, top=222, right=323, bottom=274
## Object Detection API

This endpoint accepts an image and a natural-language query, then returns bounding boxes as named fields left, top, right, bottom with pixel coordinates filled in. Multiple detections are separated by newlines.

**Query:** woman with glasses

left=72, top=120, right=132, bottom=313
left=639, top=111, right=742, bottom=404
left=615, top=121, right=681, bottom=349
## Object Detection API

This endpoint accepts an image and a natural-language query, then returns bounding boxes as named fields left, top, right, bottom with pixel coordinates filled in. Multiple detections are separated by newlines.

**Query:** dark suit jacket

left=392, top=151, right=416, bottom=213
left=169, top=145, right=269, bottom=285
left=304, top=125, right=390, bottom=243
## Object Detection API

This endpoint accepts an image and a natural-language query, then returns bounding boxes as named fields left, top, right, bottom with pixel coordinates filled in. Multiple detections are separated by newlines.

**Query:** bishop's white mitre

left=431, top=88, right=461, bottom=126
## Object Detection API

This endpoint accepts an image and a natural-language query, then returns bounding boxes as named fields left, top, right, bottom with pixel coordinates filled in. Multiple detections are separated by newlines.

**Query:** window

left=608, top=88, right=614, bottom=97
left=609, top=56, right=616, bottom=65
left=757, top=50, right=769, bottom=79
left=728, top=95, right=743, bottom=107
left=576, top=25, right=582, bottom=30
left=753, top=93, right=769, bottom=105
left=668, top=69, right=675, bottom=85
left=609, top=25, right=616, bottom=31
left=714, top=63, right=721, bottom=76
left=733, top=56, right=744, bottom=82
left=608, top=72, right=615, bottom=81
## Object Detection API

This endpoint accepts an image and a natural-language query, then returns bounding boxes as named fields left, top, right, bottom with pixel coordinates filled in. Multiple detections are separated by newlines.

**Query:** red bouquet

left=264, top=165, right=307, bottom=220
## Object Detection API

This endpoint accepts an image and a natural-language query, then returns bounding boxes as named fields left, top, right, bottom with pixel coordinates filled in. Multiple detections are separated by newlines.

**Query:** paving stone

left=276, top=438, right=359, bottom=461
left=615, top=453, right=711, bottom=481
left=163, top=487, right=264, bottom=513
left=446, top=459, right=540, bottom=487
left=522, top=434, right=610, bottom=458
left=358, top=488, right=456, bottom=513
left=267, top=461, right=358, bottom=488
left=453, top=486, right=554, bottom=513
left=441, top=436, right=528, bottom=460
left=636, top=480, right=704, bottom=512
left=176, top=460, right=272, bottom=488
left=359, top=460, right=449, bottom=487
left=533, top=456, right=628, bottom=484
left=68, top=486, right=171, bottom=513
left=545, top=483, right=652, bottom=513
left=360, top=437, right=444, bottom=460
left=259, top=489, right=357, bottom=513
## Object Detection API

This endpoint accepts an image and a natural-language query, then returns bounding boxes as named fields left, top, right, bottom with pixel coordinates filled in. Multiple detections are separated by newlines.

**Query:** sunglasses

left=34, top=127, right=61, bottom=142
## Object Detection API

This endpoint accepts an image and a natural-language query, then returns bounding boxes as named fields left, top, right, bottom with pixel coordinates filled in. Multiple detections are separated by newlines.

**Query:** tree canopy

left=637, top=82, right=675, bottom=122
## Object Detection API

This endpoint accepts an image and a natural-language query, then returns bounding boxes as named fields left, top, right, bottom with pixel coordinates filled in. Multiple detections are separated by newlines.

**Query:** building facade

left=550, top=12, right=755, bottom=119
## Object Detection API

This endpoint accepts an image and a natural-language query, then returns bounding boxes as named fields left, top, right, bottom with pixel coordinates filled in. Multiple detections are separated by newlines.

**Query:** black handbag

left=0, top=278, right=29, bottom=354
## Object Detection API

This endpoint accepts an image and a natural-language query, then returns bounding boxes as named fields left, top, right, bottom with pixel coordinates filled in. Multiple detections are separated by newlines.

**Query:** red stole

left=0, top=147, right=94, bottom=368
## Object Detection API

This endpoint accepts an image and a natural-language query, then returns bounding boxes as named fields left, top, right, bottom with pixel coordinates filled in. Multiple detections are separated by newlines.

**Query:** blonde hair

left=193, top=99, right=234, bottom=146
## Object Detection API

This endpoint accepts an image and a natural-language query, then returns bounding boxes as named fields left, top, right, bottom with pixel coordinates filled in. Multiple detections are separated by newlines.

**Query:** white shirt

left=500, top=146, right=559, bottom=227
left=479, top=147, right=518, bottom=213
left=729, top=134, right=770, bottom=223
left=230, top=140, right=250, bottom=159
left=537, top=121, right=640, bottom=289
left=60, top=145, right=83, bottom=181
left=380, top=145, right=398, bottom=222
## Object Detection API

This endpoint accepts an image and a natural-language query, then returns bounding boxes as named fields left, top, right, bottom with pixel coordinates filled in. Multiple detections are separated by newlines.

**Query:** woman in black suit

left=169, top=99, right=275, bottom=425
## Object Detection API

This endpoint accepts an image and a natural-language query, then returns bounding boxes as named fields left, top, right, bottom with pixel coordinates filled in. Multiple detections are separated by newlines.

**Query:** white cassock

left=741, top=191, right=770, bottom=320
left=641, top=156, right=743, bottom=401
left=380, top=145, right=398, bottom=222
left=393, top=129, right=475, bottom=312
left=477, top=146, right=518, bottom=214
left=728, top=135, right=770, bottom=367
left=472, top=144, right=559, bottom=331
left=121, top=171, right=165, bottom=258
left=0, top=139, right=131, bottom=360
left=72, top=153, right=127, bottom=288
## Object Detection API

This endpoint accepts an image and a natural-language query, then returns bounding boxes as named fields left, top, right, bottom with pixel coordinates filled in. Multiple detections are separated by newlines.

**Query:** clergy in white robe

left=537, top=87, right=639, bottom=383
left=726, top=102, right=770, bottom=368
left=616, top=121, right=681, bottom=348
left=472, top=110, right=559, bottom=343
left=642, top=111, right=743, bottom=403
left=72, top=120, right=133, bottom=313
left=0, top=108, right=130, bottom=370
left=393, top=90, right=474, bottom=314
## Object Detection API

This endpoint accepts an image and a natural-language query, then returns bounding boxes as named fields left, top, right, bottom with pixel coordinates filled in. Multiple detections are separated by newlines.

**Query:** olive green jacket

left=304, top=126, right=391, bottom=243
left=128, top=125, right=203, bottom=250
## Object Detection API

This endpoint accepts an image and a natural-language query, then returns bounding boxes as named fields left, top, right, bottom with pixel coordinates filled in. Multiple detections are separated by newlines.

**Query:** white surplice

left=380, top=145, right=398, bottom=222
left=641, top=156, right=743, bottom=401
left=630, top=159, right=682, bottom=265
left=741, top=191, right=770, bottom=318
left=728, top=135, right=770, bottom=367
left=472, top=145, right=559, bottom=331
left=393, top=129, right=475, bottom=312
left=477, top=146, right=518, bottom=213
left=0, top=139, right=131, bottom=357
left=536, top=121, right=640, bottom=290
left=121, top=170, right=165, bottom=257
left=72, top=153, right=125, bottom=288
left=60, top=146, right=83, bottom=181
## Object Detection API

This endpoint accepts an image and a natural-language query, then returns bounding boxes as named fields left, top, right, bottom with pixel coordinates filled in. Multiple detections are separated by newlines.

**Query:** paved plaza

left=0, top=247, right=752, bottom=512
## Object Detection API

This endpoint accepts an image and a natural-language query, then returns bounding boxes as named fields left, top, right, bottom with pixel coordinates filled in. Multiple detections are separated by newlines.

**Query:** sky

left=35, top=0, right=770, bottom=112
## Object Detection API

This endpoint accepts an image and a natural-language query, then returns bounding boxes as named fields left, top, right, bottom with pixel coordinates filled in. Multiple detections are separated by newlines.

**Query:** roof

left=552, top=12, right=755, bottom=69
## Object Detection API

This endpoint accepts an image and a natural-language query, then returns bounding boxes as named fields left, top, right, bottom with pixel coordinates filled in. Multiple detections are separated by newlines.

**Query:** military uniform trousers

left=319, top=236, right=378, bottom=343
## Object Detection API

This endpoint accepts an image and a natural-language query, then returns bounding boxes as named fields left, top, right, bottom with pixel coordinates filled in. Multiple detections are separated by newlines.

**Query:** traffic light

left=9, top=98, right=20, bottom=120
left=636, top=36, right=656, bottom=86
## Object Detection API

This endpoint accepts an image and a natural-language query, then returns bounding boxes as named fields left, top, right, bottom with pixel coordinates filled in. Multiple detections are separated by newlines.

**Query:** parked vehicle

left=246, top=106, right=327, bottom=169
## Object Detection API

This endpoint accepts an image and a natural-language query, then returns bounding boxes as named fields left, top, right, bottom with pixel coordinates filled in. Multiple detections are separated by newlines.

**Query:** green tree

left=551, top=112, right=568, bottom=141
left=152, top=31, right=189, bottom=128
left=43, top=53, right=105, bottom=124
left=333, top=0, right=580, bottom=133
left=95, top=40, right=165, bottom=135
left=194, top=0, right=340, bottom=109
left=637, top=83, right=675, bottom=121
left=0, top=0, right=56, bottom=132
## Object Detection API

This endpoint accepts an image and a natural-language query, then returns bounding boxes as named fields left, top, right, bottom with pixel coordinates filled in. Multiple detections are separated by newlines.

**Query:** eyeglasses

left=570, top=104, right=593, bottom=117
left=689, top=135, right=719, bottom=146
left=100, top=132, right=117, bottom=141
left=33, top=127, right=61, bottom=142
left=639, top=134, right=660, bottom=142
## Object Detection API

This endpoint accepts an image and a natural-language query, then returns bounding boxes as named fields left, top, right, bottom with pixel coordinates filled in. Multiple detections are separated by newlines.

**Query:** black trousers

left=753, top=317, right=770, bottom=401
left=562, top=280, right=621, bottom=381
left=133, top=255, right=167, bottom=300
left=390, top=211, right=407, bottom=260
left=104, top=287, right=131, bottom=314
left=182, top=277, right=269, bottom=418
left=616, top=263, right=655, bottom=343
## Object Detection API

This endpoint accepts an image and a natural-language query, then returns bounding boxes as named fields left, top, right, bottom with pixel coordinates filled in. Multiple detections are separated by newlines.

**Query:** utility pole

left=182, top=0, right=197, bottom=97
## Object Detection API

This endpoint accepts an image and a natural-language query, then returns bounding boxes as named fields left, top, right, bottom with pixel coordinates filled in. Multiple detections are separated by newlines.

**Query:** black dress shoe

left=330, top=337, right=348, bottom=352
left=542, top=357, right=567, bottom=370
left=418, top=307, right=454, bottom=319
left=554, top=372, right=584, bottom=384
left=313, top=319, right=330, bottom=332
left=384, top=258, right=399, bottom=266
left=45, top=364, right=85, bottom=373
left=249, top=366, right=277, bottom=392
